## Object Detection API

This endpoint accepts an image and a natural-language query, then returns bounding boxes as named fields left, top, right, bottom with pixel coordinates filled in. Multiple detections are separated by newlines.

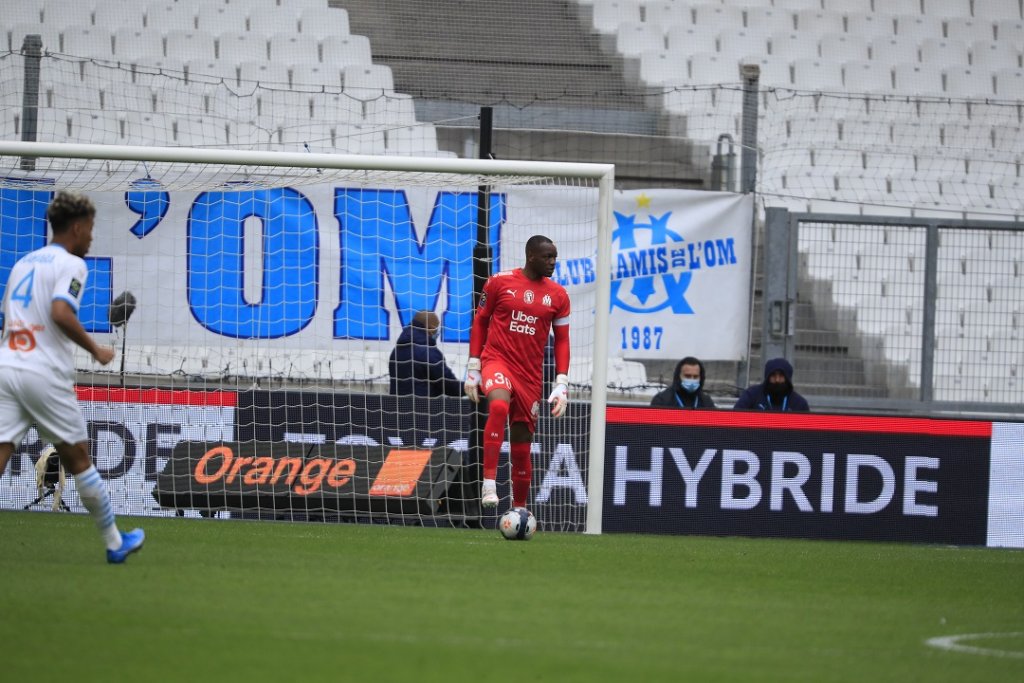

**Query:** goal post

left=0, top=140, right=613, bottom=534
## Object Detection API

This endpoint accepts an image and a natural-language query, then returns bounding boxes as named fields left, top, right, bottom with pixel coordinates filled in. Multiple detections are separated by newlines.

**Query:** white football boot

left=481, top=480, right=499, bottom=508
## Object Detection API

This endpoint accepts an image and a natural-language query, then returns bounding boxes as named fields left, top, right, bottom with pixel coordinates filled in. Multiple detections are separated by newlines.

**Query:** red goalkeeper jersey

left=471, top=268, right=570, bottom=386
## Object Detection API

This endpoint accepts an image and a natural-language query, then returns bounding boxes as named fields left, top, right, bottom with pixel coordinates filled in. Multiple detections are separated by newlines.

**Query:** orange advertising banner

left=369, top=450, right=434, bottom=497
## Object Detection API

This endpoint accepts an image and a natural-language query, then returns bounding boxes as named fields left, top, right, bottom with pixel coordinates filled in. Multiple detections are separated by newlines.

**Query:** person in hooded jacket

left=389, top=310, right=463, bottom=398
left=733, top=357, right=810, bottom=411
left=650, top=356, right=716, bottom=409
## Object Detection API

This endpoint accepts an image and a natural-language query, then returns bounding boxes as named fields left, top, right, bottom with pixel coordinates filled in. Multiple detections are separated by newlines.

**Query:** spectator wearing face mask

left=389, top=310, right=463, bottom=398
left=650, top=356, right=716, bottom=409
left=734, top=357, right=810, bottom=412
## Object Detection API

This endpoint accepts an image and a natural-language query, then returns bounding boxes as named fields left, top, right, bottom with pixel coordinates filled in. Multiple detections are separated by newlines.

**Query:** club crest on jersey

left=68, top=278, right=82, bottom=299
left=524, top=290, right=534, bottom=304
left=542, top=294, right=552, bottom=306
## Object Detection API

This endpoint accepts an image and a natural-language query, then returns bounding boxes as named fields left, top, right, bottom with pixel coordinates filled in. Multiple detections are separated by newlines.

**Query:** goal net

left=0, top=140, right=613, bottom=533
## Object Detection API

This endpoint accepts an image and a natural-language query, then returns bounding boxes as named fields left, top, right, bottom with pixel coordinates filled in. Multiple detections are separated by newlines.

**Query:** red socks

left=510, top=441, right=532, bottom=508
left=482, top=398, right=509, bottom=480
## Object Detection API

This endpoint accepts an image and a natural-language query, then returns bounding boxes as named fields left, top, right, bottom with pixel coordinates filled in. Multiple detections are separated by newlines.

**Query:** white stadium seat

left=616, top=22, right=664, bottom=57
left=688, top=52, right=741, bottom=85
left=113, top=27, right=165, bottom=60
left=93, top=3, right=145, bottom=31
left=893, top=63, right=945, bottom=95
left=248, top=8, right=301, bottom=37
left=885, top=0, right=925, bottom=16
left=844, top=60, right=894, bottom=93
left=342, top=64, right=395, bottom=99
left=42, top=0, right=94, bottom=29
left=144, top=2, right=197, bottom=32
left=269, top=33, right=319, bottom=65
left=774, top=0, right=826, bottom=11
left=61, top=27, right=114, bottom=58
left=385, top=124, right=439, bottom=155
left=365, top=93, right=417, bottom=125
left=195, top=4, right=250, bottom=34
left=238, top=61, right=290, bottom=87
left=919, top=38, right=970, bottom=68
left=185, top=59, right=238, bottom=87
left=164, top=29, right=216, bottom=62
left=946, top=19, right=996, bottom=44
left=846, top=13, right=897, bottom=41
left=217, top=33, right=268, bottom=63
left=975, top=0, right=1022, bottom=21
left=0, top=4, right=42, bottom=25
left=894, top=14, right=945, bottom=42
left=970, top=41, right=1021, bottom=70
left=298, top=6, right=352, bottom=40
left=717, top=29, right=768, bottom=61
left=922, top=0, right=972, bottom=19
left=639, top=49, right=688, bottom=85
left=822, top=0, right=872, bottom=12
left=321, top=34, right=373, bottom=67
left=744, top=8, right=795, bottom=35
left=870, top=37, right=920, bottom=64
left=820, top=33, right=869, bottom=63
left=792, top=58, right=844, bottom=91
left=796, top=9, right=844, bottom=35
left=590, top=0, right=642, bottom=34
left=945, top=65, right=996, bottom=98
left=291, top=62, right=345, bottom=90
left=994, top=67, right=1024, bottom=98
left=692, top=4, right=744, bottom=32
left=666, top=25, right=716, bottom=53
left=645, top=2, right=693, bottom=29
left=771, top=31, right=819, bottom=61
left=9, top=23, right=62, bottom=53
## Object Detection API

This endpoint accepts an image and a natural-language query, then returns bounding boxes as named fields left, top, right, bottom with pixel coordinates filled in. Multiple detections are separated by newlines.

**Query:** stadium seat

left=884, top=0, right=925, bottom=16
left=665, top=25, right=716, bottom=54
left=121, top=111, right=176, bottom=145
left=42, top=0, right=94, bottom=29
left=970, top=41, right=1021, bottom=70
left=61, top=28, right=116, bottom=61
left=257, top=91, right=315, bottom=125
left=773, top=0, right=825, bottom=10
left=919, top=38, right=970, bottom=68
left=975, top=0, right=1022, bottom=22
left=638, top=49, right=689, bottom=86
left=688, top=52, right=742, bottom=85
left=238, top=61, right=290, bottom=87
left=659, top=80, right=718, bottom=115
left=784, top=115, right=839, bottom=146
left=218, top=33, right=268, bottom=63
left=796, top=9, right=844, bottom=35
left=174, top=116, right=230, bottom=146
left=308, top=92, right=364, bottom=124
left=870, top=37, right=920, bottom=64
left=195, top=4, right=250, bottom=34
left=820, top=33, right=869, bottom=63
left=946, top=20, right=995, bottom=45
left=992, top=124, right=1024, bottom=150
left=185, top=59, right=238, bottom=87
left=843, top=60, right=894, bottom=93
left=269, top=33, right=319, bottom=65
left=942, top=122, right=993, bottom=151
left=589, top=0, right=642, bottom=34
left=365, top=93, right=417, bottom=125
left=922, top=0, right=972, bottom=19
left=291, top=62, right=345, bottom=90
left=248, top=7, right=301, bottom=38
left=845, top=13, right=897, bottom=41
left=93, top=3, right=145, bottom=31
left=895, top=14, right=945, bottom=42
left=616, top=22, right=664, bottom=57
left=770, top=31, right=819, bottom=61
left=279, top=122, right=339, bottom=152
left=343, top=64, right=395, bottom=99
left=822, top=0, right=872, bottom=12
left=914, top=154, right=965, bottom=179
left=893, top=62, right=945, bottom=95
left=995, top=20, right=1024, bottom=46
left=716, top=29, right=768, bottom=62
left=333, top=124, right=386, bottom=154
left=298, top=6, right=351, bottom=40
left=321, top=35, right=373, bottom=67
left=866, top=152, right=917, bottom=177
left=692, top=4, right=744, bottom=32
left=644, top=2, right=693, bottom=29
left=744, top=8, right=796, bottom=35
left=1, top=4, right=42, bottom=25
left=841, top=118, right=891, bottom=147
left=944, top=65, right=996, bottom=98
left=994, top=67, right=1024, bottom=97
left=385, top=124, right=439, bottom=155
left=113, top=27, right=165, bottom=60
left=792, top=58, right=844, bottom=91
left=748, top=56, right=792, bottom=87
left=164, top=30, right=216, bottom=62
left=144, top=2, right=197, bottom=32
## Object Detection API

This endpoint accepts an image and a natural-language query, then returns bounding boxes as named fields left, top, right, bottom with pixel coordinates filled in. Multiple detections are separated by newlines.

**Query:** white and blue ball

left=498, top=507, right=536, bottom=541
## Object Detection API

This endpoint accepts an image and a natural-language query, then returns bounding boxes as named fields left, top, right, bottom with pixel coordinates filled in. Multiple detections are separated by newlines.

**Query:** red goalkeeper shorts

left=480, top=359, right=541, bottom=433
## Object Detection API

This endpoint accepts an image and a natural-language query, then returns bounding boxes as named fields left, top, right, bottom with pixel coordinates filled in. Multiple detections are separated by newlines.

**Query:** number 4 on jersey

left=10, top=269, right=34, bottom=308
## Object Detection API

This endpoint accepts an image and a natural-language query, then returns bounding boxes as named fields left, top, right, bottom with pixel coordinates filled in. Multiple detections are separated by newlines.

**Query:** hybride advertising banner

left=0, top=184, right=752, bottom=362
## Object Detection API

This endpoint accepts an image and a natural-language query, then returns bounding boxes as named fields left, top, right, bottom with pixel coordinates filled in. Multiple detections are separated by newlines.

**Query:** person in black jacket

left=650, top=356, right=716, bottom=409
left=388, top=311, right=462, bottom=398
left=733, top=357, right=810, bottom=411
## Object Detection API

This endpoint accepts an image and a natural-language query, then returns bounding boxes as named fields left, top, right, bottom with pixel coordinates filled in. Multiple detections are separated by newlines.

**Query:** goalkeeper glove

left=547, top=374, right=569, bottom=417
left=464, top=357, right=482, bottom=402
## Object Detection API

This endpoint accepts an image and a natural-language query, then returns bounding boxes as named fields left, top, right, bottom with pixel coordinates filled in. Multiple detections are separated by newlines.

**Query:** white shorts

left=0, top=368, right=88, bottom=446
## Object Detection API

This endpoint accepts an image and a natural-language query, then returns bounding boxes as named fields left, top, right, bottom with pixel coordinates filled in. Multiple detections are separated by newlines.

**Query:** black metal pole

left=466, top=106, right=493, bottom=524
left=20, top=34, right=42, bottom=171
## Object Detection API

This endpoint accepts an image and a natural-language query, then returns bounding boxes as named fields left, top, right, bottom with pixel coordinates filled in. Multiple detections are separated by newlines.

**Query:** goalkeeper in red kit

left=464, top=235, right=570, bottom=510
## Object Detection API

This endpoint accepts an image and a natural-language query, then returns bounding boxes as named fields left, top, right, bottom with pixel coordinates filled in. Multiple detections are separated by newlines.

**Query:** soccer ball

left=498, top=507, right=537, bottom=541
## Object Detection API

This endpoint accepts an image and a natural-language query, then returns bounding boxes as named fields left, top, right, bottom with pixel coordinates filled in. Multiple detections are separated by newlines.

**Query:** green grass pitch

left=1, top=511, right=1022, bottom=682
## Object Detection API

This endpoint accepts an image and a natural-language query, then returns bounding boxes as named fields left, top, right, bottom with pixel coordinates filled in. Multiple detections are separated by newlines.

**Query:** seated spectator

left=734, top=357, right=810, bottom=411
left=650, top=356, right=716, bottom=409
left=388, top=311, right=462, bottom=398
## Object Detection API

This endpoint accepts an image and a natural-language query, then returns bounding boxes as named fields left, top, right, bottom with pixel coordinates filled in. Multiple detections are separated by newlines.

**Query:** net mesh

left=0, top=144, right=604, bottom=531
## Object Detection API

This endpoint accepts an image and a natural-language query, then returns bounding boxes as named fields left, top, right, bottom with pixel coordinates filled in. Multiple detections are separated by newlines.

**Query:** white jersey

left=0, top=243, right=88, bottom=384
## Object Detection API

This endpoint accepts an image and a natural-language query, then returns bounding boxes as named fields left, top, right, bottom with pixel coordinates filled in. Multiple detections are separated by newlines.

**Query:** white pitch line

left=925, top=632, right=1024, bottom=659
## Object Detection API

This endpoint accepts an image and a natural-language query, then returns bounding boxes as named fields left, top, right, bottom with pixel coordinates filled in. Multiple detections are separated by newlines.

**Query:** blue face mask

left=681, top=379, right=700, bottom=393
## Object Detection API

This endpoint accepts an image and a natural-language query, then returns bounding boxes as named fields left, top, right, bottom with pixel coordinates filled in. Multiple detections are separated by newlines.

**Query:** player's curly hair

left=47, top=191, right=96, bottom=233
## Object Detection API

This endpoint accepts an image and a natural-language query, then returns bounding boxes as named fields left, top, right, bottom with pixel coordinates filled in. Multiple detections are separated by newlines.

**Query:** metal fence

left=762, top=208, right=1024, bottom=415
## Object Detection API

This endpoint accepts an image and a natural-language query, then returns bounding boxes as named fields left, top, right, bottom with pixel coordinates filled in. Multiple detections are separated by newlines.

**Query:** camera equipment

left=24, top=445, right=70, bottom=512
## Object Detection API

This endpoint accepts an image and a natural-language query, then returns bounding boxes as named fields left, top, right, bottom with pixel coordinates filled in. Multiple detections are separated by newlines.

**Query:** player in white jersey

left=0, top=191, right=144, bottom=564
